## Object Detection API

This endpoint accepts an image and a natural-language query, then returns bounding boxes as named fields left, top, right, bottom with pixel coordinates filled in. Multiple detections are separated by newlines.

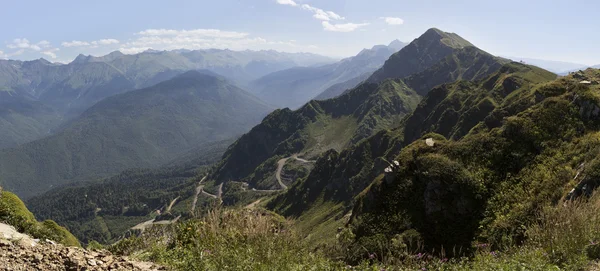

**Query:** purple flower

left=369, top=253, right=376, bottom=259
left=416, top=253, right=424, bottom=259
left=490, top=251, right=498, bottom=257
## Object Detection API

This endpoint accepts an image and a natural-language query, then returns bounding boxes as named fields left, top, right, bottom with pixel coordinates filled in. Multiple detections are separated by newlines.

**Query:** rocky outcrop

left=0, top=235, right=165, bottom=271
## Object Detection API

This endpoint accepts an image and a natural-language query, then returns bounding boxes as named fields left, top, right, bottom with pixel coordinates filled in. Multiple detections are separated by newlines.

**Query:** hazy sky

left=1, top=0, right=599, bottom=65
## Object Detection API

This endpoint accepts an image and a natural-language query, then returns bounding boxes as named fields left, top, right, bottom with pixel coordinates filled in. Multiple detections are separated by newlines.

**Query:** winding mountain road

left=165, top=196, right=180, bottom=213
left=275, top=154, right=315, bottom=190
left=191, top=176, right=207, bottom=213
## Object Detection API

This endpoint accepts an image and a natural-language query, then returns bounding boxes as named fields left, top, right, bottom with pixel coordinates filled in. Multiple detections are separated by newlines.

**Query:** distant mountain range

left=503, top=56, right=589, bottom=74
left=248, top=40, right=407, bottom=108
left=0, top=71, right=273, bottom=198
left=0, top=49, right=333, bottom=149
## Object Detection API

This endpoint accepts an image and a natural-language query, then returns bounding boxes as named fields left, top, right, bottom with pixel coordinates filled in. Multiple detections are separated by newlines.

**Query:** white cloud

left=276, top=0, right=297, bottom=6
left=94, top=39, right=120, bottom=45
left=137, top=29, right=248, bottom=39
left=6, top=38, right=49, bottom=51
left=116, top=28, right=310, bottom=54
left=37, top=40, right=51, bottom=48
left=62, top=40, right=91, bottom=47
left=381, top=17, right=404, bottom=25
left=118, top=47, right=151, bottom=55
left=11, top=49, right=25, bottom=56
left=4, top=39, right=59, bottom=58
left=41, top=48, right=60, bottom=59
left=62, top=39, right=120, bottom=48
left=301, top=4, right=344, bottom=21
left=322, top=21, right=369, bottom=32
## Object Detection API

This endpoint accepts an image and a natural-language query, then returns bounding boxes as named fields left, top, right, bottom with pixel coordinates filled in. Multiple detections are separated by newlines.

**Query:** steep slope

left=0, top=188, right=79, bottom=247
left=249, top=40, right=406, bottom=108
left=213, top=79, right=421, bottom=189
left=0, top=94, right=62, bottom=149
left=367, top=28, right=474, bottom=83
left=214, top=29, right=503, bottom=193
left=349, top=69, right=596, bottom=259
left=314, top=72, right=372, bottom=100
left=0, top=71, right=273, bottom=199
left=266, top=62, right=556, bottom=247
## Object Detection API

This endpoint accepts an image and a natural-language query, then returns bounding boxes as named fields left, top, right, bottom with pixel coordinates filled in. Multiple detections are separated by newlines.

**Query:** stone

left=425, top=137, right=435, bottom=147
left=0, top=239, right=12, bottom=247
left=33, top=253, right=43, bottom=262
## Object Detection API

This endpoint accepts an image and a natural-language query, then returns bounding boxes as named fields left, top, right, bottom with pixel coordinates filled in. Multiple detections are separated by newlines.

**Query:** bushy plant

left=0, top=190, right=80, bottom=247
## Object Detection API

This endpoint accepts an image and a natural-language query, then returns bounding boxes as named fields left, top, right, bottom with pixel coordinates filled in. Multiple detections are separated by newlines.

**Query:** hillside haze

left=0, top=49, right=332, bottom=149
left=0, top=71, right=272, bottom=199
left=249, top=40, right=406, bottom=108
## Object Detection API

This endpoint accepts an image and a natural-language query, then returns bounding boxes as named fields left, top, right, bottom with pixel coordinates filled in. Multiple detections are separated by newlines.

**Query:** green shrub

left=0, top=190, right=80, bottom=247
left=586, top=243, right=600, bottom=260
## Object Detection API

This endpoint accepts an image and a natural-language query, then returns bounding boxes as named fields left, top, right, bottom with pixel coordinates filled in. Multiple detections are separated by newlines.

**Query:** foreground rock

left=0, top=236, right=165, bottom=271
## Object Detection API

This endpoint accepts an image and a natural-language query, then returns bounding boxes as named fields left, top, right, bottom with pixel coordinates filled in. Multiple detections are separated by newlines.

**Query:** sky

left=1, top=0, right=599, bottom=65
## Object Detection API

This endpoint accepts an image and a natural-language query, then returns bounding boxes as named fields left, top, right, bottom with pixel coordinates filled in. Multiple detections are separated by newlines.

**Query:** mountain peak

left=367, top=28, right=482, bottom=83
left=71, top=54, right=90, bottom=64
left=421, top=28, right=473, bottom=48
left=388, top=39, right=405, bottom=51
left=107, top=51, right=124, bottom=57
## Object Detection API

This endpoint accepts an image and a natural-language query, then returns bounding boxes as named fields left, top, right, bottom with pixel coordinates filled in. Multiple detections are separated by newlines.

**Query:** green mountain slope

left=0, top=187, right=79, bottom=247
left=213, top=28, right=503, bottom=193
left=349, top=68, right=596, bottom=259
left=249, top=41, right=406, bottom=108
left=314, top=72, right=372, bottom=100
left=0, top=95, right=62, bottom=149
left=0, top=49, right=332, bottom=149
left=265, top=62, right=556, bottom=247
left=367, top=28, right=475, bottom=83
left=0, top=71, right=272, bottom=199
left=26, top=138, right=233, bottom=244
left=214, top=79, right=421, bottom=189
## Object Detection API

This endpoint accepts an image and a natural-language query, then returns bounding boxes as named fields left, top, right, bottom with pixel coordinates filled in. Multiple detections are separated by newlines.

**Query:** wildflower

left=393, top=160, right=400, bottom=166
left=369, top=253, right=376, bottom=259
left=416, top=253, right=424, bottom=259
left=490, top=251, right=498, bottom=257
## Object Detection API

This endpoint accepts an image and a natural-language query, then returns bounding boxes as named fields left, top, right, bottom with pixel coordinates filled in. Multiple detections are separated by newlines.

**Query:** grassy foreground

left=109, top=193, right=600, bottom=270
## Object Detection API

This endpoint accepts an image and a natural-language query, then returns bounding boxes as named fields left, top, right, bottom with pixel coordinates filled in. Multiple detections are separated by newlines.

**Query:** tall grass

left=114, top=207, right=344, bottom=270
left=109, top=193, right=600, bottom=270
